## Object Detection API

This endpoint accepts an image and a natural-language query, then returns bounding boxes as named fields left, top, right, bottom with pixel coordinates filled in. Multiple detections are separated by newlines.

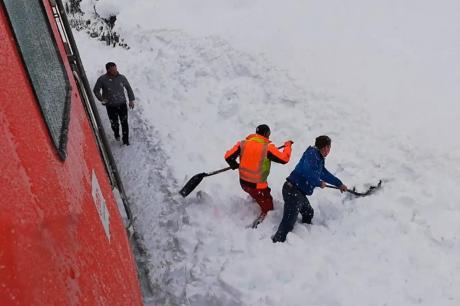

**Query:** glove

left=129, top=100, right=135, bottom=109
left=229, top=160, right=239, bottom=170
left=284, top=140, right=294, bottom=146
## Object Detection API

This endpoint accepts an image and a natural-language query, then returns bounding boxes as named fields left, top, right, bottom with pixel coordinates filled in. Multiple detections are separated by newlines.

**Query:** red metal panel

left=0, top=2, right=143, bottom=305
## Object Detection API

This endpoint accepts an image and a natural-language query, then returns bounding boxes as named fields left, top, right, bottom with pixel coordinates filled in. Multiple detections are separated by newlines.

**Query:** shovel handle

left=325, top=184, right=371, bottom=197
left=206, top=166, right=232, bottom=176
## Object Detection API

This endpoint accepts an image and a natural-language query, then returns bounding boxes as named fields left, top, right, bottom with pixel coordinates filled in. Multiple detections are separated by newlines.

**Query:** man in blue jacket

left=272, top=135, right=347, bottom=243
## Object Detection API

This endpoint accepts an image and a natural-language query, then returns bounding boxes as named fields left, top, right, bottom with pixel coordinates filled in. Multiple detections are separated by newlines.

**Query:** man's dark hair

left=256, top=124, right=271, bottom=137
left=315, top=135, right=331, bottom=149
left=105, top=62, right=116, bottom=71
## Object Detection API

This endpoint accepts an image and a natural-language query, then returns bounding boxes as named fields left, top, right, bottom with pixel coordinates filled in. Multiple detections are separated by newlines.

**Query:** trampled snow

left=73, top=1, right=460, bottom=305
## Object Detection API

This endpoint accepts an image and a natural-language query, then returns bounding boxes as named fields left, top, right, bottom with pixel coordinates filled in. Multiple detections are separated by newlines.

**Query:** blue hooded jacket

left=287, top=146, right=343, bottom=196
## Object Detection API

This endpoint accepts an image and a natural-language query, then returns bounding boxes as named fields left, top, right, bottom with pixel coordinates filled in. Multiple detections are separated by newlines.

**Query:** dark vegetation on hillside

left=65, top=0, right=129, bottom=49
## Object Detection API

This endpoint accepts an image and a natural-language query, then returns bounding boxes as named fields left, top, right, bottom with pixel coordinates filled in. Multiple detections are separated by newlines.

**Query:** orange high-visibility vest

left=239, top=138, right=270, bottom=184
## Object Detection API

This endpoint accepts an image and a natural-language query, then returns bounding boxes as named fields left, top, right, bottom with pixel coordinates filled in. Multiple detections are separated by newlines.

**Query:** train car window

left=3, top=0, right=71, bottom=160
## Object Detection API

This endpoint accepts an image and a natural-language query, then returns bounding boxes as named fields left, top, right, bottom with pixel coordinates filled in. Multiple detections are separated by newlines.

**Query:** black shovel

left=179, top=166, right=232, bottom=197
left=326, top=180, right=382, bottom=197
left=179, top=144, right=287, bottom=197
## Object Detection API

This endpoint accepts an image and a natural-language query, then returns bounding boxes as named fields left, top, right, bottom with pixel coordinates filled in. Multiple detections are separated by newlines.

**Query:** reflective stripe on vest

left=239, top=140, right=268, bottom=183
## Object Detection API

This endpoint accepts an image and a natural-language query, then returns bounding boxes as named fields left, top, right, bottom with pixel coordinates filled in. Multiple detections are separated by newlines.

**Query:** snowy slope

left=74, top=1, right=460, bottom=305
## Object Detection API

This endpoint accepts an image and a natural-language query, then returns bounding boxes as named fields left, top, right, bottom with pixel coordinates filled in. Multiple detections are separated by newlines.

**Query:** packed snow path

left=73, top=2, right=460, bottom=305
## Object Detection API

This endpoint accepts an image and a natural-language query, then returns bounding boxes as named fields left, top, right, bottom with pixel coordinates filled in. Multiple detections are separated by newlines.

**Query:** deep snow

left=73, top=1, right=460, bottom=305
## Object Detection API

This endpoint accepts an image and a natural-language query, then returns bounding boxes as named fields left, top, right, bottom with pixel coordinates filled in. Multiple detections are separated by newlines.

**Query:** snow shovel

left=179, top=144, right=287, bottom=197
left=179, top=166, right=233, bottom=197
left=326, top=180, right=382, bottom=197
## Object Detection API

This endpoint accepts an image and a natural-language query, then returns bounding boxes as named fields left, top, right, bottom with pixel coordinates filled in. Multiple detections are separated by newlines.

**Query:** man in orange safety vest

left=224, top=124, right=293, bottom=227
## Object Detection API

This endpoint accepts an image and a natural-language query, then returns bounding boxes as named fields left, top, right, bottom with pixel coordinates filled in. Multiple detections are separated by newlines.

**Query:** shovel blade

left=349, top=180, right=382, bottom=197
left=179, top=173, right=207, bottom=197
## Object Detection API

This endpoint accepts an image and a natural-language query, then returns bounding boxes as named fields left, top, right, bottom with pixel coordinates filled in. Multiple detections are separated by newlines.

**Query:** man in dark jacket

left=93, top=62, right=135, bottom=145
left=272, top=135, right=347, bottom=242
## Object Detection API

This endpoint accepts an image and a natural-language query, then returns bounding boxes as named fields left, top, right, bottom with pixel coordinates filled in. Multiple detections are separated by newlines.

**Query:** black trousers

left=272, top=181, right=314, bottom=242
left=106, top=103, right=129, bottom=142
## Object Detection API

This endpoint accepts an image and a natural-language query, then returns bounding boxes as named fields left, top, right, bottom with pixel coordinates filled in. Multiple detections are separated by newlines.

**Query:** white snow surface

left=74, top=1, right=460, bottom=305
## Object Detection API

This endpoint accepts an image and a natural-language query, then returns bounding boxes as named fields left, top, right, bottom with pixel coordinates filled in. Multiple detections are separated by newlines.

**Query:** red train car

left=0, top=0, right=143, bottom=305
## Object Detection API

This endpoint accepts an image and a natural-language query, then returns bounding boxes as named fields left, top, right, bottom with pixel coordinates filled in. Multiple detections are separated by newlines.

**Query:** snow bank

left=73, top=1, right=460, bottom=305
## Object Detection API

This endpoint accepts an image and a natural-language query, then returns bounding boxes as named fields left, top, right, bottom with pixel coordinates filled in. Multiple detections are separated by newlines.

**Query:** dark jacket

left=93, top=73, right=135, bottom=106
left=287, top=146, right=342, bottom=195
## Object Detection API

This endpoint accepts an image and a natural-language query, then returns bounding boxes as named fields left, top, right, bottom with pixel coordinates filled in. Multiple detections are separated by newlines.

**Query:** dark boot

left=271, top=232, right=286, bottom=243
left=301, top=215, right=312, bottom=224
left=250, top=212, right=266, bottom=229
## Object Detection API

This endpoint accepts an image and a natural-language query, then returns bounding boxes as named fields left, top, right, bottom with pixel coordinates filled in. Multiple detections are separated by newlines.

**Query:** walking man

left=93, top=62, right=135, bottom=145
left=225, top=124, right=293, bottom=227
left=272, top=135, right=347, bottom=242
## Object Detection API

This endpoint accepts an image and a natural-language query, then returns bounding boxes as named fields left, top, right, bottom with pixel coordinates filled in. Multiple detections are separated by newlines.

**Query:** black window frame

left=2, top=0, right=72, bottom=160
